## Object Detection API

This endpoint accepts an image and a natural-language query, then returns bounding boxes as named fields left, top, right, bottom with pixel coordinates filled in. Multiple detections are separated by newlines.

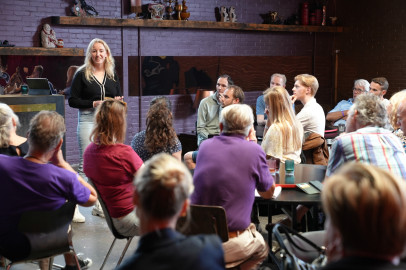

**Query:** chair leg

left=116, top=237, right=134, bottom=267
left=100, top=238, right=117, bottom=270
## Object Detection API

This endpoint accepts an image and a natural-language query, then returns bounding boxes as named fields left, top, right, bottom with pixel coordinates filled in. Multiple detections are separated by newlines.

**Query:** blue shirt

left=328, top=98, right=353, bottom=126
left=256, top=95, right=267, bottom=120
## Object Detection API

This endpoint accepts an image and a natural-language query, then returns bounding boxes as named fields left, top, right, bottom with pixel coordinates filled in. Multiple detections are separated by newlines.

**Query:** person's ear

left=55, top=138, right=63, bottom=152
left=233, top=98, right=239, bottom=104
left=11, top=117, right=17, bottom=128
left=219, top=122, right=224, bottom=132
left=382, top=90, right=387, bottom=96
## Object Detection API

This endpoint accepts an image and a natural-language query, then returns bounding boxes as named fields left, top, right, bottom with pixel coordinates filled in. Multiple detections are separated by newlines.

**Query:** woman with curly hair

left=131, top=97, right=182, bottom=162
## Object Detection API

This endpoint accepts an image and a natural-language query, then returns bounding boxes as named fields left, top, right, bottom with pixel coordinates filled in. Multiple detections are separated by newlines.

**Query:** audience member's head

left=28, top=111, right=66, bottom=153
left=221, top=85, right=244, bottom=108
left=352, top=79, right=370, bottom=99
left=145, top=101, right=177, bottom=154
left=369, top=77, right=389, bottom=99
left=0, top=103, right=20, bottom=148
left=66, top=65, right=79, bottom=87
left=293, top=74, right=319, bottom=98
left=150, top=96, right=172, bottom=111
left=133, top=153, right=194, bottom=228
left=396, top=98, right=406, bottom=135
left=387, top=90, right=406, bottom=130
left=220, top=104, right=253, bottom=136
left=216, top=74, right=233, bottom=100
left=90, top=99, right=127, bottom=145
left=346, top=94, right=387, bottom=132
left=27, top=65, right=44, bottom=78
left=322, top=162, right=406, bottom=260
left=270, top=73, right=287, bottom=88
left=264, top=86, right=295, bottom=123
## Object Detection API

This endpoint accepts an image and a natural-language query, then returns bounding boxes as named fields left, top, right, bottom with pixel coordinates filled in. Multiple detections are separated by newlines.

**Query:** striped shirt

left=326, top=126, right=406, bottom=179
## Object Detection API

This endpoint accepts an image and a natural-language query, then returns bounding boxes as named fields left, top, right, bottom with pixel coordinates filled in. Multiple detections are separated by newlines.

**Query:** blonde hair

left=134, top=153, right=194, bottom=220
left=80, top=38, right=116, bottom=82
left=90, top=99, right=127, bottom=145
left=294, top=74, right=319, bottom=96
left=220, top=104, right=253, bottom=136
left=263, top=86, right=303, bottom=151
left=322, top=162, right=406, bottom=256
left=0, top=103, right=19, bottom=148
left=389, top=89, right=406, bottom=129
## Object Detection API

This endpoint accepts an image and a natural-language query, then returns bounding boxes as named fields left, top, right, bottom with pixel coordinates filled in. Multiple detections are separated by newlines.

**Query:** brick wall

left=1, top=0, right=338, bottom=164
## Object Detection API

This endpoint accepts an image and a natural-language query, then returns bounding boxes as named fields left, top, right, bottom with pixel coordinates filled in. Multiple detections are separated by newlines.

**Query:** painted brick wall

left=1, top=0, right=337, bottom=164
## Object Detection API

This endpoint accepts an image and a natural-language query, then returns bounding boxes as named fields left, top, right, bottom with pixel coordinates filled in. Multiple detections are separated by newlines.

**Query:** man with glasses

left=326, top=79, right=370, bottom=126
left=196, top=74, right=233, bottom=146
left=369, top=77, right=390, bottom=108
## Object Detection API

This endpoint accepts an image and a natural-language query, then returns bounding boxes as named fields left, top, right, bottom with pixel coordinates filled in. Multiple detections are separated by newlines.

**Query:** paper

left=272, top=186, right=282, bottom=199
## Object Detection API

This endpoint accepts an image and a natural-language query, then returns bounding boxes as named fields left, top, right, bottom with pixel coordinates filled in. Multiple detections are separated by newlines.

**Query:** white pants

left=223, top=223, right=269, bottom=270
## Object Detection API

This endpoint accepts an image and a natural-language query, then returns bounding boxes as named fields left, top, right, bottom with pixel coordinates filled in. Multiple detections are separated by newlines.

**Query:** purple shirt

left=0, top=155, right=91, bottom=234
left=191, top=133, right=273, bottom=231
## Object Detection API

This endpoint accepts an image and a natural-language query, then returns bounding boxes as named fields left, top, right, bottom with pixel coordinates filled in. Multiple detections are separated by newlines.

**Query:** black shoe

left=63, top=255, right=92, bottom=270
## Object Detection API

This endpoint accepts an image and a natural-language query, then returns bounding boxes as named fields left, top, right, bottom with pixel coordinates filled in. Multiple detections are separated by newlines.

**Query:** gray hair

left=349, top=94, right=387, bottom=128
left=271, top=73, right=287, bottom=86
left=134, top=153, right=194, bottom=220
left=0, top=103, right=20, bottom=148
left=220, top=104, right=253, bottom=136
left=28, top=111, right=66, bottom=153
left=354, top=79, right=370, bottom=92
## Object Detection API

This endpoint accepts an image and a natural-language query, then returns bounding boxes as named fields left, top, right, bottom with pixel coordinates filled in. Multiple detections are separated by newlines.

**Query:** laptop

left=26, top=78, right=51, bottom=95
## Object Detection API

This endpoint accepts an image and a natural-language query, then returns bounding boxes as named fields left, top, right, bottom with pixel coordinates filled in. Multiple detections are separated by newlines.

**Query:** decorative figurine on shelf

left=71, top=0, right=99, bottom=17
left=164, top=0, right=174, bottom=20
left=41, top=24, right=58, bottom=48
left=229, top=6, right=237, bottom=22
left=149, top=3, right=165, bottom=20
left=220, top=6, right=229, bottom=22
left=175, top=1, right=182, bottom=20
left=180, top=0, right=190, bottom=20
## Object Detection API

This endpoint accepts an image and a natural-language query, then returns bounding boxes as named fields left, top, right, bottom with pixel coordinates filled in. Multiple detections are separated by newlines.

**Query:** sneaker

left=63, top=256, right=92, bottom=270
left=91, top=200, right=105, bottom=218
left=73, top=205, right=85, bottom=223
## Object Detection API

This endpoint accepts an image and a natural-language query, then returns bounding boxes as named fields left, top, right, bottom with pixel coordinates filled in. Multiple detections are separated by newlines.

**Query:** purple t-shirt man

left=0, top=155, right=91, bottom=235
left=191, top=133, right=273, bottom=232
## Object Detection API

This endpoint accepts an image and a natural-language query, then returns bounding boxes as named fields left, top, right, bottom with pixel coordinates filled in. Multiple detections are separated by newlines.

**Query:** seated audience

left=184, top=85, right=244, bottom=170
left=84, top=99, right=143, bottom=237
left=0, top=103, right=28, bottom=156
left=131, top=97, right=182, bottom=162
left=369, top=77, right=390, bottom=108
left=0, top=111, right=96, bottom=270
left=191, top=104, right=275, bottom=270
left=256, top=73, right=286, bottom=126
left=327, top=94, right=406, bottom=178
left=58, top=65, right=79, bottom=97
left=261, top=86, right=303, bottom=164
left=117, top=153, right=225, bottom=270
left=326, top=79, right=369, bottom=126
left=322, top=163, right=406, bottom=270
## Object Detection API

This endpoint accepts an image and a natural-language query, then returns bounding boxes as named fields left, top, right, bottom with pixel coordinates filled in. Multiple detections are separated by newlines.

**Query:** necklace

left=25, top=155, right=47, bottom=164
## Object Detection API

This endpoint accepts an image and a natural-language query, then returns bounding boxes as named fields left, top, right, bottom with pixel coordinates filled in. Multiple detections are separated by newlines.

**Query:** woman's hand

left=291, top=95, right=297, bottom=103
left=114, top=96, right=124, bottom=101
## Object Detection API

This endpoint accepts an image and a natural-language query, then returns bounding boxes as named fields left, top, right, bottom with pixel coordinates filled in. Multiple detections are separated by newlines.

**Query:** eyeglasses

left=216, top=83, right=227, bottom=88
left=353, top=87, right=366, bottom=93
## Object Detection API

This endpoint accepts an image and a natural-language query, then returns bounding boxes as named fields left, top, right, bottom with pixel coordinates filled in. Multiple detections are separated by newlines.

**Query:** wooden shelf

left=0, top=47, right=84, bottom=56
left=52, top=16, right=343, bottom=33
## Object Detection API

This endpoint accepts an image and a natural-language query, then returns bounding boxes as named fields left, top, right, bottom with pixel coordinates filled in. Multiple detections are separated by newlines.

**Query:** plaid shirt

left=327, top=126, right=406, bottom=179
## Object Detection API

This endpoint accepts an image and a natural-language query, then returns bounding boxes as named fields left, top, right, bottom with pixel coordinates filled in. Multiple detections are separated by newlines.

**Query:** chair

left=3, top=201, right=81, bottom=270
left=176, top=204, right=229, bottom=242
left=283, top=230, right=326, bottom=263
left=88, top=179, right=134, bottom=270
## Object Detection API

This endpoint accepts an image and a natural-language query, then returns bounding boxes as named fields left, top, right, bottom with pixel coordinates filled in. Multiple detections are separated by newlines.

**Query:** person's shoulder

left=256, top=95, right=264, bottom=102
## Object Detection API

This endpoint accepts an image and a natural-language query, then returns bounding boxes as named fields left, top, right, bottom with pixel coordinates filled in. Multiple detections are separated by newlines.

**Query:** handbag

left=270, top=223, right=327, bottom=270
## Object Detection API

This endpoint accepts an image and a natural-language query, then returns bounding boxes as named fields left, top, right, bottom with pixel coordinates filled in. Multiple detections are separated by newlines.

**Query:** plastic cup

left=21, top=85, right=29, bottom=95
left=267, top=159, right=277, bottom=175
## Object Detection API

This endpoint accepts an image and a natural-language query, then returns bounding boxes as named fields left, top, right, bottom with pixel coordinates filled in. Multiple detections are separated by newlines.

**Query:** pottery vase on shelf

left=180, top=0, right=190, bottom=20
left=175, top=1, right=182, bottom=20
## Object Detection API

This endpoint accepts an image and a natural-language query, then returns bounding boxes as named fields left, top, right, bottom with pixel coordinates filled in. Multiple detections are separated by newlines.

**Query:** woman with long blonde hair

left=261, top=86, right=303, bottom=163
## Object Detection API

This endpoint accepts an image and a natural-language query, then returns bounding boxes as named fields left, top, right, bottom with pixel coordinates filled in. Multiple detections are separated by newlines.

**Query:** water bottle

left=285, top=160, right=295, bottom=184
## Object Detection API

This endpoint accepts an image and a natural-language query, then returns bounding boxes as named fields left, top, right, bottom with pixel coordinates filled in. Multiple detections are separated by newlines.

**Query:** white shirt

left=297, top=97, right=325, bottom=136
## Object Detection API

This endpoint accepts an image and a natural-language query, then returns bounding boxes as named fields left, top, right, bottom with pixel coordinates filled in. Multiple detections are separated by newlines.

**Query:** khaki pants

left=223, top=223, right=269, bottom=270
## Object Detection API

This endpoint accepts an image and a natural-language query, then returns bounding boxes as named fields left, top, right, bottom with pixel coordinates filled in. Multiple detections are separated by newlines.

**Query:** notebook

left=26, top=78, right=51, bottom=95
left=309, top=180, right=323, bottom=191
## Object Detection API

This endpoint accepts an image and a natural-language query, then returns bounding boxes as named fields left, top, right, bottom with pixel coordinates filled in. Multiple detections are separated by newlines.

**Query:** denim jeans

left=77, top=109, right=95, bottom=177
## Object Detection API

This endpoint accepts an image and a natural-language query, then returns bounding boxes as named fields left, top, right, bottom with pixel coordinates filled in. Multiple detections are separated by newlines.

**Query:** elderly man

left=327, top=94, right=406, bottom=178
left=0, top=111, right=97, bottom=270
left=192, top=104, right=275, bottom=270
left=369, top=77, right=390, bottom=108
left=196, top=74, right=233, bottom=146
left=256, top=73, right=286, bottom=126
left=326, top=79, right=369, bottom=126
left=184, top=85, right=244, bottom=170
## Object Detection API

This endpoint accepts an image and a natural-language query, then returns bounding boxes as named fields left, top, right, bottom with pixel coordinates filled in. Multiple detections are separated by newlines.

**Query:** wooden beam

left=51, top=16, right=344, bottom=33
left=0, top=47, right=84, bottom=56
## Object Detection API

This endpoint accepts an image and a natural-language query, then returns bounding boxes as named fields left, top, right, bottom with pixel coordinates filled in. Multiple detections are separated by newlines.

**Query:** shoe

left=73, top=205, right=85, bottom=223
left=62, top=255, right=92, bottom=270
left=91, top=200, right=105, bottom=218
